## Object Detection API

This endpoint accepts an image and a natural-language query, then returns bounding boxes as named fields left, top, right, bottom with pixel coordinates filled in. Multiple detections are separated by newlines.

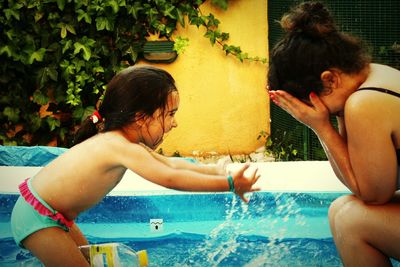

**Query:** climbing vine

left=0, top=0, right=266, bottom=147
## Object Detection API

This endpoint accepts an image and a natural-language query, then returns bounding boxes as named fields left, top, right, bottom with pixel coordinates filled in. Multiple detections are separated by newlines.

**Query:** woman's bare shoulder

left=360, top=63, right=400, bottom=91
left=344, top=89, right=390, bottom=125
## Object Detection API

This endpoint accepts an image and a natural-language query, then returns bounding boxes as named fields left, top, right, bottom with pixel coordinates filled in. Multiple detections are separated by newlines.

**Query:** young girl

left=11, top=65, right=260, bottom=266
left=268, top=2, right=400, bottom=266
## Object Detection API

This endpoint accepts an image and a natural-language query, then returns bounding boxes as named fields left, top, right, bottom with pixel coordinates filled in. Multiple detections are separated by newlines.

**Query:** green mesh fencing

left=268, top=0, right=400, bottom=161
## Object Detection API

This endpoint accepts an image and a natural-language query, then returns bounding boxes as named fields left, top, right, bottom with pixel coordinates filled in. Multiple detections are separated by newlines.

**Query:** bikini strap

left=357, top=87, right=400, bottom=98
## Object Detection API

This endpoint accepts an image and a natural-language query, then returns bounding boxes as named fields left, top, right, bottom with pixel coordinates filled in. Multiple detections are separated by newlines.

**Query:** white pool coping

left=0, top=161, right=350, bottom=195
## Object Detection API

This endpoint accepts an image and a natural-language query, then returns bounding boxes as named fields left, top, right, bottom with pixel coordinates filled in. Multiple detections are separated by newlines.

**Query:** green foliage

left=228, top=153, right=257, bottom=163
left=258, top=130, right=302, bottom=161
left=376, top=41, right=400, bottom=70
left=171, top=150, right=182, bottom=157
left=173, top=36, right=190, bottom=55
left=0, top=0, right=266, bottom=147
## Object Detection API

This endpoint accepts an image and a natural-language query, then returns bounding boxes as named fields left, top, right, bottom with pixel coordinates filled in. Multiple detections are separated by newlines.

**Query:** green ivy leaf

left=176, top=8, right=185, bottom=27
left=4, top=9, right=20, bottom=21
left=96, top=16, right=115, bottom=31
left=173, top=36, right=189, bottom=55
left=3, top=107, right=20, bottom=123
left=124, top=46, right=138, bottom=63
left=76, top=72, right=90, bottom=86
left=190, top=15, right=205, bottom=28
left=46, top=117, right=60, bottom=131
left=56, top=0, right=66, bottom=11
left=107, top=0, right=120, bottom=14
left=73, top=42, right=91, bottom=61
left=59, top=23, right=76, bottom=38
left=163, top=5, right=176, bottom=19
left=0, top=45, right=13, bottom=58
left=204, top=30, right=217, bottom=45
left=220, top=32, right=229, bottom=41
left=28, top=114, right=42, bottom=132
left=146, top=7, right=159, bottom=23
left=76, top=9, right=92, bottom=24
left=92, top=66, right=105, bottom=73
left=37, top=67, right=58, bottom=88
left=62, top=40, right=73, bottom=54
left=211, top=0, right=228, bottom=10
left=66, top=24, right=76, bottom=35
left=28, top=48, right=46, bottom=64
left=127, top=2, right=143, bottom=20
left=32, top=90, right=50, bottom=105
left=61, top=26, right=67, bottom=38
left=47, top=67, right=58, bottom=82
left=34, top=12, right=44, bottom=22
left=206, top=14, right=220, bottom=28
left=73, top=106, right=95, bottom=122
left=5, top=29, right=16, bottom=40
left=72, top=59, right=85, bottom=72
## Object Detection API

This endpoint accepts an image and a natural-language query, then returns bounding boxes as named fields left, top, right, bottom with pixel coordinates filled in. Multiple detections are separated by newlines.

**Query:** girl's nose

left=171, top=118, right=178, bottom=128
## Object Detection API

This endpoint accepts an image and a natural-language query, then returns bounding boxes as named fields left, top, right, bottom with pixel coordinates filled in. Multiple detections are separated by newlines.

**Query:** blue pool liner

left=0, top=146, right=67, bottom=166
left=0, top=145, right=196, bottom=167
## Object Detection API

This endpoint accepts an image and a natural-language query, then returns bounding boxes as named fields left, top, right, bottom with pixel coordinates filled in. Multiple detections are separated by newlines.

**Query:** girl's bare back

left=31, top=131, right=132, bottom=219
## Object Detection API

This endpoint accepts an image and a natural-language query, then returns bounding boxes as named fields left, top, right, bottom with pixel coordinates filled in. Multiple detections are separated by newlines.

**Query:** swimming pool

left=1, top=190, right=344, bottom=266
left=0, top=147, right=395, bottom=266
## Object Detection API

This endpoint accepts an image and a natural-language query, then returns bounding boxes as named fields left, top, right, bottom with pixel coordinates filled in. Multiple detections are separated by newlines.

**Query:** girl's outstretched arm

left=118, top=143, right=260, bottom=202
left=139, top=143, right=228, bottom=175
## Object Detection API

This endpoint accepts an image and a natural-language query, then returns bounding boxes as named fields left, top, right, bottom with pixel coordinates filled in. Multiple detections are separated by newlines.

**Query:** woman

left=268, top=2, right=400, bottom=266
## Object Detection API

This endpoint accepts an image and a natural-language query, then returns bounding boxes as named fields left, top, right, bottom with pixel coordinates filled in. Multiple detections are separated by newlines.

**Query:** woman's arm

left=270, top=90, right=397, bottom=203
left=315, top=115, right=352, bottom=187
left=271, top=90, right=360, bottom=192
left=343, top=91, right=398, bottom=202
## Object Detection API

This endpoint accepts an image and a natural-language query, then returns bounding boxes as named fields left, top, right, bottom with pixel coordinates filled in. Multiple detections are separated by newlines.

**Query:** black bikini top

left=357, top=87, right=400, bottom=98
left=357, top=87, right=400, bottom=165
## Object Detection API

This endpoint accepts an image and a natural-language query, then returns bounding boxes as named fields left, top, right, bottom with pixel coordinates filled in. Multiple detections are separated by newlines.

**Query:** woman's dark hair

left=268, top=1, right=371, bottom=100
left=74, top=65, right=177, bottom=144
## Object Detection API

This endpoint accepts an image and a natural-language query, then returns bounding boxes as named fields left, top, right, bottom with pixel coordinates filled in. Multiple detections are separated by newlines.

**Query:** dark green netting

left=268, top=0, right=400, bottom=160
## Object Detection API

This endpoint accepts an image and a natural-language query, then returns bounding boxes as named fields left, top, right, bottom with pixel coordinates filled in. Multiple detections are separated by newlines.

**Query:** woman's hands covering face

left=268, top=90, right=331, bottom=133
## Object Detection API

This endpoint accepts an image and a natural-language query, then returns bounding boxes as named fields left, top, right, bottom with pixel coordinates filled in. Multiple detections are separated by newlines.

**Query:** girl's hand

left=231, top=163, right=261, bottom=203
left=269, top=90, right=331, bottom=133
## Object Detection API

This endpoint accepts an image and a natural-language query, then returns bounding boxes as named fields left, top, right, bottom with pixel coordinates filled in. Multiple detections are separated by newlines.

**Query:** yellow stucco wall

left=139, top=0, right=269, bottom=156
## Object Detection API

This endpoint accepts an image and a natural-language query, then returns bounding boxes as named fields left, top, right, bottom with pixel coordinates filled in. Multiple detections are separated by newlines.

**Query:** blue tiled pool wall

left=5, top=191, right=400, bottom=266
left=0, top=192, right=346, bottom=224
left=1, top=191, right=348, bottom=266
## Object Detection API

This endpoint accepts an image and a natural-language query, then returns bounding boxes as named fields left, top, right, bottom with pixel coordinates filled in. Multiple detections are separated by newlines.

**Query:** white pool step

left=0, top=161, right=349, bottom=195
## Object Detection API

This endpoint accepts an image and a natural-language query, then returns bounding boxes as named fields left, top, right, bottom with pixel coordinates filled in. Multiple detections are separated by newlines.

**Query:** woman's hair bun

left=280, top=1, right=337, bottom=37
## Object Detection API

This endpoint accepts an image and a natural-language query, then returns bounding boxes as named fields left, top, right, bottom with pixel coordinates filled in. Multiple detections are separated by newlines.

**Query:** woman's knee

left=328, top=194, right=363, bottom=231
left=329, top=195, right=355, bottom=219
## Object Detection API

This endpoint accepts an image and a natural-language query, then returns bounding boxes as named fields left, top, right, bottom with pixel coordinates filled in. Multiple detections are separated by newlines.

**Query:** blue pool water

left=1, top=191, right=350, bottom=266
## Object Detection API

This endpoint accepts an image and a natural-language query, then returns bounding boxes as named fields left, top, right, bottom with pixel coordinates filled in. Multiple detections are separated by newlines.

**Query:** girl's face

left=140, top=91, right=179, bottom=149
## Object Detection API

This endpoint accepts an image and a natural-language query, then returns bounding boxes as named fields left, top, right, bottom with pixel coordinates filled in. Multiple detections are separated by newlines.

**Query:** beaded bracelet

left=227, top=175, right=235, bottom=192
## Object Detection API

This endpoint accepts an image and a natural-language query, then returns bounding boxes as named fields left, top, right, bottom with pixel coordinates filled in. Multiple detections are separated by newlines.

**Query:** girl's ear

left=320, top=69, right=340, bottom=91
left=134, top=112, right=148, bottom=127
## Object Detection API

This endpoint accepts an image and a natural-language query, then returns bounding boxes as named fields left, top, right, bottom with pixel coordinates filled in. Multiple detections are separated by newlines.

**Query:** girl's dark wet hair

left=268, top=1, right=371, bottom=100
left=74, top=65, right=177, bottom=144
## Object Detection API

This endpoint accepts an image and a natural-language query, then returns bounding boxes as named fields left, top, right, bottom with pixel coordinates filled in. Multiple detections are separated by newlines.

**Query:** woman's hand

left=231, top=163, right=261, bottom=203
left=269, top=90, right=331, bottom=133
